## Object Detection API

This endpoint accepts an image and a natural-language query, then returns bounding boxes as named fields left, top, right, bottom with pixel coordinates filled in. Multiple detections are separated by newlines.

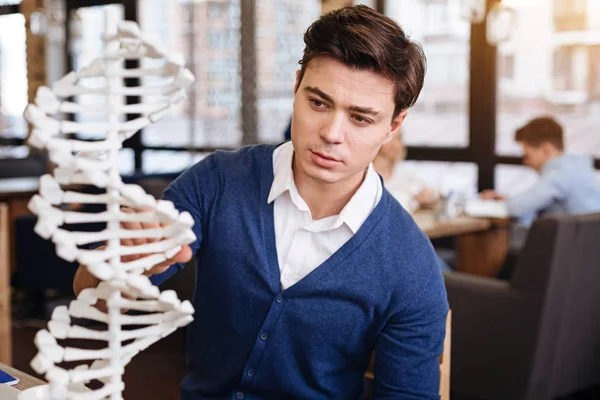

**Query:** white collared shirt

left=267, top=142, right=382, bottom=289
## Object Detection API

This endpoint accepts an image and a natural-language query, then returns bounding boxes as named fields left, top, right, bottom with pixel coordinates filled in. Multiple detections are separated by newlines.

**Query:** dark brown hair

left=515, top=116, right=564, bottom=151
left=297, top=5, right=426, bottom=120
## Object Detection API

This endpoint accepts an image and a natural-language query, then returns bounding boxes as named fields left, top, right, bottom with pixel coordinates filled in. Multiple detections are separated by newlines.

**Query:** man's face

left=520, top=141, right=548, bottom=172
left=290, top=57, right=406, bottom=187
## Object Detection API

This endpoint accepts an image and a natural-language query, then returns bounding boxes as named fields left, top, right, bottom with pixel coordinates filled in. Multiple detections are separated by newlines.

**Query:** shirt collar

left=267, top=141, right=295, bottom=204
left=338, top=164, right=380, bottom=233
left=267, top=141, right=381, bottom=234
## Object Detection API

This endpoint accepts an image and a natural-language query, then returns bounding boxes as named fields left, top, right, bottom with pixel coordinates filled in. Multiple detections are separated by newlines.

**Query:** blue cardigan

left=153, top=144, right=449, bottom=400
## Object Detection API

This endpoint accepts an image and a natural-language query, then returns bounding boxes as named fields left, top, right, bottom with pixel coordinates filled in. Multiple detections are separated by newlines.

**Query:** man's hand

left=413, top=188, right=437, bottom=207
left=120, top=207, right=192, bottom=277
left=73, top=206, right=193, bottom=296
left=479, top=190, right=506, bottom=201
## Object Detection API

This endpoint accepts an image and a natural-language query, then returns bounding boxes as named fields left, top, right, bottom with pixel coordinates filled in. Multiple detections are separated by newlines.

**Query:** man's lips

left=310, top=150, right=340, bottom=162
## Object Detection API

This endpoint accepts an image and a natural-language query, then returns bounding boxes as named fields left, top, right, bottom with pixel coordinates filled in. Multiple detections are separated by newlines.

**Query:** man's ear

left=383, top=110, right=408, bottom=143
left=294, top=70, right=301, bottom=94
left=540, top=141, right=559, bottom=155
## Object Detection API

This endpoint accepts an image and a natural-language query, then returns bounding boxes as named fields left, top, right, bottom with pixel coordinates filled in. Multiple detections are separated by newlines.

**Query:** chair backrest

left=439, top=310, right=451, bottom=400
left=510, top=215, right=579, bottom=293
left=510, top=213, right=600, bottom=399
left=0, top=156, right=46, bottom=179
left=530, top=213, right=600, bottom=398
left=0, top=203, right=12, bottom=365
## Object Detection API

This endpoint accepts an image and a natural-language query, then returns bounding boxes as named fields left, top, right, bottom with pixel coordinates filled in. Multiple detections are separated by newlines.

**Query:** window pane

left=495, top=164, right=538, bottom=196
left=142, top=150, right=208, bottom=174
left=402, top=160, right=478, bottom=196
left=0, top=13, right=27, bottom=139
left=139, top=0, right=242, bottom=149
left=385, top=0, right=471, bottom=148
left=497, top=1, right=600, bottom=158
left=0, top=145, right=28, bottom=158
left=119, top=148, right=135, bottom=175
left=70, top=4, right=125, bottom=140
left=256, top=0, right=320, bottom=143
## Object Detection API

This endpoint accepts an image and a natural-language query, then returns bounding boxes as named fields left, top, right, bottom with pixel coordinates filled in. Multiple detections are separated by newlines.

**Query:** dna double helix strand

left=19, top=18, right=196, bottom=400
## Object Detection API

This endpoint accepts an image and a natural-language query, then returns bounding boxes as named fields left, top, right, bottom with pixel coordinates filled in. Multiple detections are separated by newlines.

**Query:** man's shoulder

left=380, top=192, right=429, bottom=241
left=372, top=195, right=438, bottom=269
left=182, top=144, right=276, bottom=179
left=166, top=144, right=276, bottom=199
left=367, top=199, right=447, bottom=314
left=213, top=143, right=276, bottom=161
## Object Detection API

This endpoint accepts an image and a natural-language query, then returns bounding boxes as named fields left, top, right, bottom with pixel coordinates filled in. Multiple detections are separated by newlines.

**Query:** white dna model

left=19, top=18, right=196, bottom=400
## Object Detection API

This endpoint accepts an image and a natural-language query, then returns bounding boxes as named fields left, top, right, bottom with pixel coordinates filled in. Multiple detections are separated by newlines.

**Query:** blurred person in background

left=481, top=116, right=600, bottom=218
left=373, top=130, right=455, bottom=272
left=373, top=129, right=439, bottom=214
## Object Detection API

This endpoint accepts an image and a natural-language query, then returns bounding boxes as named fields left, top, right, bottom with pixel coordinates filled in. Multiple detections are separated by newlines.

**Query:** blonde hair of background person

left=373, top=130, right=439, bottom=213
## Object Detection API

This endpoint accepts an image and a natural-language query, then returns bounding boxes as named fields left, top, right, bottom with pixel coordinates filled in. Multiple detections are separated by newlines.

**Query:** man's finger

left=171, top=245, right=193, bottom=264
left=121, top=238, right=136, bottom=247
left=142, top=245, right=193, bottom=277
left=141, top=220, right=162, bottom=243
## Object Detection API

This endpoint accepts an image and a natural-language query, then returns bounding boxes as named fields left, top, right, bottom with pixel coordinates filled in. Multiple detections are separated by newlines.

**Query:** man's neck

left=539, top=151, right=564, bottom=173
left=292, top=158, right=367, bottom=221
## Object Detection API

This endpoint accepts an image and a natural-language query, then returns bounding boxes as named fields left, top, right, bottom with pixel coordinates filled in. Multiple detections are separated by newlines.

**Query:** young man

left=74, top=6, right=448, bottom=399
left=481, top=116, right=600, bottom=218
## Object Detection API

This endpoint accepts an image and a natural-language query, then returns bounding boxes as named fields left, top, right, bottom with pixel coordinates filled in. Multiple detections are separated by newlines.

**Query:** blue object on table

left=0, top=369, right=19, bottom=385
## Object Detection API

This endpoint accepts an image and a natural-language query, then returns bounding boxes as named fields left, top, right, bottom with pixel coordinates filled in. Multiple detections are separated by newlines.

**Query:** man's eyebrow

left=348, top=105, right=381, bottom=117
left=304, top=86, right=382, bottom=117
left=304, top=86, right=334, bottom=104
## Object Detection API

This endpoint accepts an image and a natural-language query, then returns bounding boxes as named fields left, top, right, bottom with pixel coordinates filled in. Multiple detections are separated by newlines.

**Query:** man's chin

left=304, top=166, right=342, bottom=185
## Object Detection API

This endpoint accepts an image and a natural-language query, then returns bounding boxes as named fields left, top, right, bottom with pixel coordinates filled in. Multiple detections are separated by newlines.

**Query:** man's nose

left=319, top=114, right=346, bottom=144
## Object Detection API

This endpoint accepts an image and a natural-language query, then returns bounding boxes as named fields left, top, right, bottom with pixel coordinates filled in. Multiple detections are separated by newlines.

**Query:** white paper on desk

left=464, top=199, right=509, bottom=218
left=0, top=383, right=20, bottom=399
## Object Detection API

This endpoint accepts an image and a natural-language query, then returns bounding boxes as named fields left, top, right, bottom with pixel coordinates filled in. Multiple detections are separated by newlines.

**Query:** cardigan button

left=260, top=332, right=268, bottom=340
left=236, top=392, right=244, bottom=399
left=276, top=296, right=283, bottom=303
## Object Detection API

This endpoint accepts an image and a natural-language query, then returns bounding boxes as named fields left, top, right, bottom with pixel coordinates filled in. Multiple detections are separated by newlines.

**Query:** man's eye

left=310, top=99, right=327, bottom=109
left=352, top=115, right=371, bottom=125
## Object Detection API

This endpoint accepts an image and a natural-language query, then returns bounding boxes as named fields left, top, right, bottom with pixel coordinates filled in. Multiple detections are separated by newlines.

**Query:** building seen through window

left=497, top=0, right=600, bottom=194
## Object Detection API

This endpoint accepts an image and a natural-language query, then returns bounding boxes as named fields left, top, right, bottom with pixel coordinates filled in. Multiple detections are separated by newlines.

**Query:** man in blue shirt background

left=75, top=6, right=448, bottom=399
left=482, top=116, right=600, bottom=218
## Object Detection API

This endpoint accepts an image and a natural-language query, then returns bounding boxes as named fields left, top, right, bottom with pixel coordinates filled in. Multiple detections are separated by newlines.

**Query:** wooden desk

left=0, top=362, right=45, bottom=391
left=414, top=212, right=491, bottom=239
left=0, top=178, right=40, bottom=274
left=455, top=217, right=511, bottom=277
left=414, top=211, right=511, bottom=277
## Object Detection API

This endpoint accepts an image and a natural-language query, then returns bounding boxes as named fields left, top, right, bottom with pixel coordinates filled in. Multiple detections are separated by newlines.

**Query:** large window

left=139, top=0, right=242, bottom=151
left=0, top=13, right=27, bottom=141
left=385, top=0, right=471, bottom=148
left=495, top=164, right=538, bottom=196
left=496, top=0, right=600, bottom=159
left=70, top=4, right=125, bottom=141
left=404, top=160, right=478, bottom=196
left=256, top=0, right=320, bottom=143
left=136, top=0, right=321, bottom=171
